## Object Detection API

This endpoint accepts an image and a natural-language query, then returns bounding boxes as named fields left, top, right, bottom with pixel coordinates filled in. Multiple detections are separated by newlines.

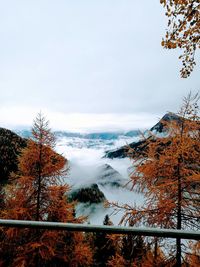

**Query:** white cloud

left=0, top=105, right=159, bottom=132
left=0, top=0, right=199, bottom=128
left=57, top=136, right=145, bottom=225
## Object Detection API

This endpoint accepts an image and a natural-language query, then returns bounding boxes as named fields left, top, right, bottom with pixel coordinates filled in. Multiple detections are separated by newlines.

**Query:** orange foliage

left=160, top=0, right=200, bottom=77
left=107, top=253, right=127, bottom=267
left=126, top=93, right=200, bottom=225
left=185, top=241, right=200, bottom=266
left=110, top=93, right=200, bottom=265
left=0, top=113, right=93, bottom=267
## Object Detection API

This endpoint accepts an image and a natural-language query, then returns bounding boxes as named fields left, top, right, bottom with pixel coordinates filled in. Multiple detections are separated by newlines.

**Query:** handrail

left=0, top=219, right=199, bottom=240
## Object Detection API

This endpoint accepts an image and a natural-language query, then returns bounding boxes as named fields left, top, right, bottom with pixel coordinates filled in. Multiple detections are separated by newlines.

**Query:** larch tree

left=121, top=233, right=147, bottom=266
left=0, top=113, right=93, bottom=267
left=160, top=0, right=200, bottom=77
left=92, top=215, right=117, bottom=267
left=106, top=231, right=165, bottom=267
left=112, top=93, right=200, bottom=266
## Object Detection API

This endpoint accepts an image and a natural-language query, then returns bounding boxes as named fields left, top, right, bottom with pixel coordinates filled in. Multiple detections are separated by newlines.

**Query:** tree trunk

left=36, top=143, right=42, bottom=221
left=176, top=238, right=181, bottom=267
left=176, top=157, right=182, bottom=267
left=153, top=237, right=158, bottom=267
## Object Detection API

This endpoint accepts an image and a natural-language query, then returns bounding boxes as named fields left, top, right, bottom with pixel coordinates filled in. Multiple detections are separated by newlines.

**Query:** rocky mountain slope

left=0, top=128, right=27, bottom=184
left=69, top=163, right=126, bottom=204
left=104, top=112, right=182, bottom=159
left=96, top=164, right=125, bottom=187
left=150, top=112, right=182, bottom=133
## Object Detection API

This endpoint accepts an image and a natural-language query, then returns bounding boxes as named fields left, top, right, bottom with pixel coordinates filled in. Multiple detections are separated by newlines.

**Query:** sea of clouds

left=56, top=135, right=145, bottom=225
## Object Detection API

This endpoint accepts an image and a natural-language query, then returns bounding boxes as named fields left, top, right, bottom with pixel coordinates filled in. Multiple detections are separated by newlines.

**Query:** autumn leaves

left=161, top=0, right=200, bottom=77
left=0, top=113, right=93, bottom=266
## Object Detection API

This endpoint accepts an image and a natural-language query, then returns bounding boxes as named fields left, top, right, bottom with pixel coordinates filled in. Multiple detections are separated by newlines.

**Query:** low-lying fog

left=56, top=135, right=144, bottom=225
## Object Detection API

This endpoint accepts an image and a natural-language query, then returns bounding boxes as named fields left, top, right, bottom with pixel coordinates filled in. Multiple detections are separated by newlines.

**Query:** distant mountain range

left=15, top=129, right=140, bottom=140
left=0, top=112, right=182, bottom=214
left=0, top=112, right=180, bottom=184
left=14, top=113, right=182, bottom=141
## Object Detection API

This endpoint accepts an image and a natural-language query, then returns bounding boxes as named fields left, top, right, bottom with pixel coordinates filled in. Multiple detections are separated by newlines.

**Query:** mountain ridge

left=15, top=129, right=140, bottom=140
left=104, top=112, right=182, bottom=159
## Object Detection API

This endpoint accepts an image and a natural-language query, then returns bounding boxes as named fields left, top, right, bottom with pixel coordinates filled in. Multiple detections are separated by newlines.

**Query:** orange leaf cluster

left=160, top=0, right=200, bottom=77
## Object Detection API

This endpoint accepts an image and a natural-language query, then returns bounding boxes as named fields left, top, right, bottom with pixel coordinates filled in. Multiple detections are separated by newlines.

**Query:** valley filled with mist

left=14, top=112, right=178, bottom=225
left=56, top=132, right=143, bottom=225
left=16, top=129, right=144, bottom=225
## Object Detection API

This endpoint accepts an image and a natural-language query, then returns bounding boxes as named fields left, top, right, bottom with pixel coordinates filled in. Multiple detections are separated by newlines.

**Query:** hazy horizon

left=0, top=1, right=199, bottom=132
left=4, top=110, right=162, bottom=133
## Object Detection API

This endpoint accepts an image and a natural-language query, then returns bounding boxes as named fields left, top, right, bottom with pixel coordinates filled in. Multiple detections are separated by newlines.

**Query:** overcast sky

left=0, top=0, right=199, bottom=132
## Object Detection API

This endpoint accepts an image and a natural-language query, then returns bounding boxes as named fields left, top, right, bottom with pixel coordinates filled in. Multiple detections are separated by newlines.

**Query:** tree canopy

left=111, top=93, right=200, bottom=265
left=0, top=113, right=92, bottom=267
left=161, top=0, right=200, bottom=77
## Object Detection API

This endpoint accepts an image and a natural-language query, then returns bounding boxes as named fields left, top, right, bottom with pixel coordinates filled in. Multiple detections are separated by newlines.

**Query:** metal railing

left=0, top=219, right=199, bottom=240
